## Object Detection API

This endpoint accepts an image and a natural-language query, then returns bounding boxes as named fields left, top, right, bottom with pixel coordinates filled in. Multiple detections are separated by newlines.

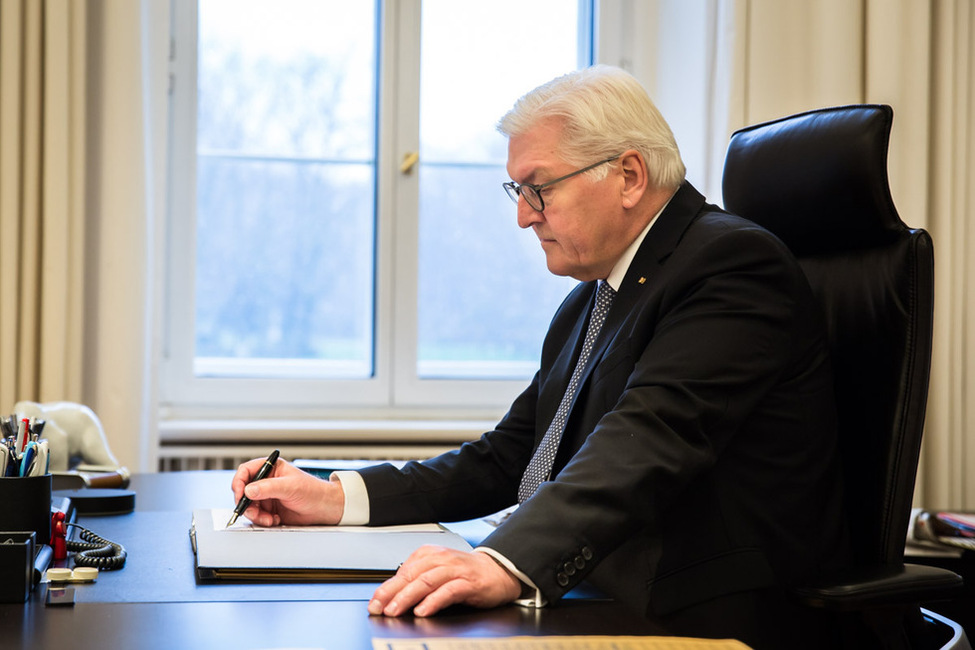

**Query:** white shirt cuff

left=330, top=470, right=369, bottom=525
left=474, top=546, right=547, bottom=608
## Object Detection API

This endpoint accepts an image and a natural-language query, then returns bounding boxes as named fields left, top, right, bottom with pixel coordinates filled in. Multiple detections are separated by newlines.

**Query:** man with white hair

left=233, top=65, right=850, bottom=648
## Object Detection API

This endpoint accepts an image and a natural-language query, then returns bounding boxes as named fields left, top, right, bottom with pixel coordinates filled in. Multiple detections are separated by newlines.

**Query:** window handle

left=400, top=151, right=419, bottom=174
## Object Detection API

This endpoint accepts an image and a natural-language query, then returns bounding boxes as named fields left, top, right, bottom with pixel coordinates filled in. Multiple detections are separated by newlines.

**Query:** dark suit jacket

left=359, top=182, right=849, bottom=623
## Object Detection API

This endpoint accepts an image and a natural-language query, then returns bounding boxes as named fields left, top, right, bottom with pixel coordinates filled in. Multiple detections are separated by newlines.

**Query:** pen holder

left=0, top=531, right=36, bottom=602
left=0, top=474, right=52, bottom=544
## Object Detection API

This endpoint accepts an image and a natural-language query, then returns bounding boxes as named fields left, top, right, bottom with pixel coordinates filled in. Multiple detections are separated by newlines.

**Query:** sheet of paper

left=371, top=636, right=751, bottom=650
left=211, top=508, right=443, bottom=533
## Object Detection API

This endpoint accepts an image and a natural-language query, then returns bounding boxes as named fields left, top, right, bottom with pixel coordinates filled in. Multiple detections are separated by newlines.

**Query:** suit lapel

left=571, top=182, right=707, bottom=391
left=535, top=182, right=708, bottom=445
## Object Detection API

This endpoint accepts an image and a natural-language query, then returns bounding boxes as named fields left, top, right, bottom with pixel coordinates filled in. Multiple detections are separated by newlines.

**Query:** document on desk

left=190, top=508, right=472, bottom=581
left=372, top=637, right=752, bottom=649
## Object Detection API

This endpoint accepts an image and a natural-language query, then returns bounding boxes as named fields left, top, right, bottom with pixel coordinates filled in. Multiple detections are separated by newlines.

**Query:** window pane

left=417, top=0, right=587, bottom=378
left=195, top=0, right=377, bottom=378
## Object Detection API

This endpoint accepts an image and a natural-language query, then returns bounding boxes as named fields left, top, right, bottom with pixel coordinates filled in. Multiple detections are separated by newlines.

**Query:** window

left=164, top=0, right=593, bottom=415
left=193, top=0, right=378, bottom=380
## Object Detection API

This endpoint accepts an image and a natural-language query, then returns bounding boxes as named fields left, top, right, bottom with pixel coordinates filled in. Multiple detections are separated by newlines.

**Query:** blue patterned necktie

left=518, top=281, right=617, bottom=503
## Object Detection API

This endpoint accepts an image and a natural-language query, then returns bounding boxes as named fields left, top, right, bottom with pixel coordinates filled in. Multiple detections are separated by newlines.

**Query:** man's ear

left=619, top=150, right=648, bottom=209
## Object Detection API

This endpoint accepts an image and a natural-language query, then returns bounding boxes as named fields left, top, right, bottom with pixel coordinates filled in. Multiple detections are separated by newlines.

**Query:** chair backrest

left=722, top=104, right=935, bottom=567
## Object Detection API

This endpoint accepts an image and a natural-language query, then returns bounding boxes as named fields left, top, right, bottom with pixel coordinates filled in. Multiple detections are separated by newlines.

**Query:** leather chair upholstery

left=722, top=104, right=964, bottom=648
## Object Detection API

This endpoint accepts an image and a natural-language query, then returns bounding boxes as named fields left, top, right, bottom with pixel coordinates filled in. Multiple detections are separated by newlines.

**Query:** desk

left=0, top=471, right=662, bottom=649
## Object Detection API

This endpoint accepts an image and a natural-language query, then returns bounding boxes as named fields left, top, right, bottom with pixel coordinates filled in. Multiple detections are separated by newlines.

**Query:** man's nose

left=516, top=196, right=543, bottom=229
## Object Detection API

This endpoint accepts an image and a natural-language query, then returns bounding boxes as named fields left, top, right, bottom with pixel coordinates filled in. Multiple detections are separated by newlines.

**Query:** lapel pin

left=638, top=277, right=647, bottom=284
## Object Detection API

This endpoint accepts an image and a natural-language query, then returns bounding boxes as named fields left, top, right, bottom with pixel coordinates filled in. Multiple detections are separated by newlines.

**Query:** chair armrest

left=793, top=563, right=963, bottom=610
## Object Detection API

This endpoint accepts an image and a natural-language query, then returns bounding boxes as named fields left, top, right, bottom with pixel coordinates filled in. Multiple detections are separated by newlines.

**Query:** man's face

left=505, top=118, right=629, bottom=282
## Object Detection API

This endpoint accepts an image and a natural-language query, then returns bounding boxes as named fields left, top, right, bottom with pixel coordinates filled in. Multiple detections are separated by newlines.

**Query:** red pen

left=16, top=418, right=29, bottom=454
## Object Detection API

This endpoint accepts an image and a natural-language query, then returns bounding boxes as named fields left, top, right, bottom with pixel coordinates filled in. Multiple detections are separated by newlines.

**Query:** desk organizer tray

left=0, top=531, right=36, bottom=602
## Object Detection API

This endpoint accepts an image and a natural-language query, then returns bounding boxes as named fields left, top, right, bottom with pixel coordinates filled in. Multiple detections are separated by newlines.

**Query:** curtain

left=81, top=0, right=165, bottom=473
left=0, top=0, right=87, bottom=410
left=0, top=0, right=163, bottom=471
left=923, top=0, right=975, bottom=509
left=724, top=0, right=975, bottom=509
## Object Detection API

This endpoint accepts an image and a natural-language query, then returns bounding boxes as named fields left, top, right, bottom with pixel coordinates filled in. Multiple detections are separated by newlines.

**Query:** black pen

left=227, top=449, right=280, bottom=527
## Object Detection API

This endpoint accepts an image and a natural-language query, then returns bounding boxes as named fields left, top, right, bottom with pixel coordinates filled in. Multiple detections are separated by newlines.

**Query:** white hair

left=498, top=65, right=685, bottom=190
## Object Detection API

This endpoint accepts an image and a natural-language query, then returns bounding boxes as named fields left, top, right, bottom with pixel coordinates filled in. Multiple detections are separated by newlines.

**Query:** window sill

left=157, top=417, right=495, bottom=445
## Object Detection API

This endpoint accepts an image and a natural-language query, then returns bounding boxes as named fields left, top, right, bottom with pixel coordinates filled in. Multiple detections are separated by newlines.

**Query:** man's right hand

left=230, top=457, right=345, bottom=526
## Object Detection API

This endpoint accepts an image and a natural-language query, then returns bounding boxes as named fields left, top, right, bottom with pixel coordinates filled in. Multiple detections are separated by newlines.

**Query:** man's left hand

left=368, top=545, right=523, bottom=617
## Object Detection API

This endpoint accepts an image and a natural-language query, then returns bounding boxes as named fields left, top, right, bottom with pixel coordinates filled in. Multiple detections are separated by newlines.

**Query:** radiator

left=157, top=443, right=459, bottom=472
left=156, top=418, right=495, bottom=472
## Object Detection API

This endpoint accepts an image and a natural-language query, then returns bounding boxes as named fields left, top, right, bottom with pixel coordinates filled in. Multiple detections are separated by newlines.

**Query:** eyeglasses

left=502, top=154, right=621, bottom=212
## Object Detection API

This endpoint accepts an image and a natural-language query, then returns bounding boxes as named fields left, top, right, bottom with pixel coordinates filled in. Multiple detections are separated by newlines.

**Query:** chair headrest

left=722, top=104, right=905, bottom=256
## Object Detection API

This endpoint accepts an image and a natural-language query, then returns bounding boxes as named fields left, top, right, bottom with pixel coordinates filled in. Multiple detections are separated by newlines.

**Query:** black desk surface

left=0, top=471, right=662, bottom=649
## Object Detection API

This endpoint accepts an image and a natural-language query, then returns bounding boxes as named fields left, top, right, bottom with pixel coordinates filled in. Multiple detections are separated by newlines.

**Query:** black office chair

left=722, top=104, right=967, bottom=649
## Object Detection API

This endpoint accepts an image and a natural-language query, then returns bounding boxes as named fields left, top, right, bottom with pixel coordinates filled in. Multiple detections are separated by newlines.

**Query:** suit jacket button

left=563, top=562, right=576, bottom=576
left=557, top=572, right=569, bottom=587
left=581, top=546, right=593, bottom=560
left=574, top=555, right=586, bottom=569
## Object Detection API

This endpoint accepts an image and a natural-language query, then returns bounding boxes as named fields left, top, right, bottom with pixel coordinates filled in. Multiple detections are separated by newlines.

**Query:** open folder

left=189, top=509, right=473, bottom=581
